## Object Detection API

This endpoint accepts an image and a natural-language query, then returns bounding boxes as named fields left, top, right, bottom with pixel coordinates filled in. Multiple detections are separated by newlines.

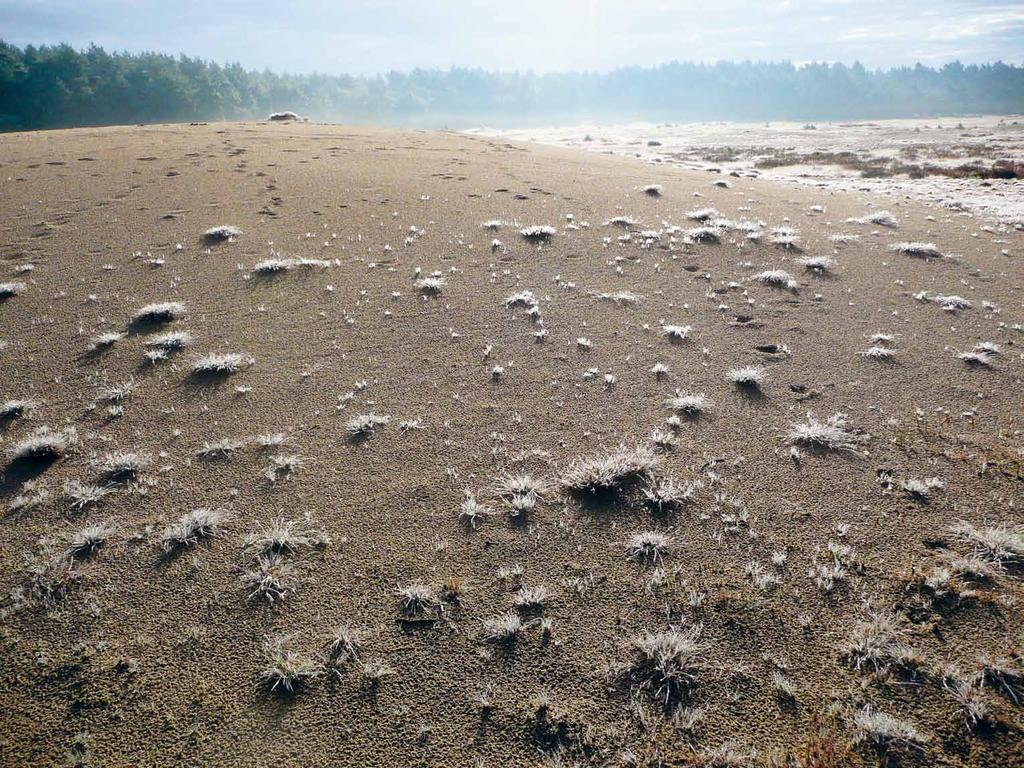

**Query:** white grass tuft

left=414, top=276, right=447, bottom=294
left=0, top=281, right=27, bottom=298
left=259, top=636, right=322, bottom=693
left=158, top=508, right=229, bottom=552
left=627, top=625, right=705, bottom=704
left=796, top=255, right=836, bottom=274
left=726, top=366, right=766, bottom=388
left=190, top=352, right=254, bottom=376
left=8, top=427, right=76, bottom=462
left=661, top=324, right=692, bottom=342
left=786, top=412, right=867, bottom=452
left=751, top=269, right=799, bottom=291
left=861, top=345, right=897, bottom=361
left=481, top=611, right=527, bottom=643
left=520, top=225, right=556, bottom=240
left=950, top=521, right=1024, bottom=566
left=133, top=301, right=186, bottom=324
left=892, top=242, right=942, bottom=259
left=625, top=531, right=673, bottom=564
left=204, top=225, right=242, bottom=242
left=63, top=479, right=113, bottom=512
left=561, top=444, right=659, bottom=496
left=145, top=330, right=193, bottom=351
left=664, top=391, right=709, bottom=416
left=853, top=707, right=927, bottom=752
left=346, top=412, right=390, bottom=436
left=685, top=226, right=721, bottom=244
left=88, top=331, right=125, bottom=352
left=0, top=399, right=38, bottom=421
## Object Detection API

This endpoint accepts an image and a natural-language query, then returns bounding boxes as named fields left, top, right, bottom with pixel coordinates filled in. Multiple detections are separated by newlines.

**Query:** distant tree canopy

left=1, top=41, right=1022, bottom=131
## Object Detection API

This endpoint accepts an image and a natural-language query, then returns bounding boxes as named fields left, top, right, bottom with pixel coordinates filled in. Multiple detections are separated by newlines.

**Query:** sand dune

left=0, top=121, right=1022, bottom=767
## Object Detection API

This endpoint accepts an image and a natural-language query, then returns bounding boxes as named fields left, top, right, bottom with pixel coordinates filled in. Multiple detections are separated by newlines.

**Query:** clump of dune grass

left=88, top=331, right=125, bottom=353
left=751, top=269, right=799, bottom=291
left=203, top=225, right=242, bottom=242
left=847, top=211, right=898, bottom=227
left=661, top=324, right=692, bottom=342
left=252, top=255, right=330, bottom=274
left=346, top=412, right=390, bottom=436
left=144, top=330, right=193, bottom=351
left=626, top=531, right=673, bottom=564
left=861, top=345, right=897, bottom=361
left=260, top=636, right=321, bottom=693
left=0, top=398, right=37, bottom=421
left=745, top=561, right=781, bottom=592
left=414, top=276, right=447, bottom=294
left=604, top=215, right=639, bottom=227
left=265, top=454, right=303, bottom=482
left=63, top=480, right=112, bottom=512
left=796, top=255, right=836, bottom=274
left=245, top=517, right=327, bottom=554
left=513, top=584, right=552, bottom=610
left=726, top=366, right=766, bottom=389
left=941, top=667, right=991, bottom=729
left=787, top=412, right=867, bottom=452
left=520, top=225, right=556, bottom=240
left=6, top=480, right=49, bottom=514
left=22, top=544, right=80, bottom=604
left=241, top=552, right=295, bottom=603
left=132, top=301, right=186, bottom=324
left=892, top=242, right=942, bottom=259
left=853, top=707, right=927, bottom=752
left=642, top=476, right=698, bottom=512
left=8, top=426, right=76, bottom=463
left=481, top=611, right=527, bottom=643
left=96, top=379, right=135, bottom=404
left=957, top=346, right=996, bottom=366
left=900, top=476, right=944, bottom=500
left=976, top=654, right=1023, bottom=703
left=685, top=226, right=721, bottom=244
left=842, top=614, right=921, bottom=674
left=505, top=290, right=539, bottom=311
left=561, top=444, right=659, bottom=496
left=597, top=290, right=643, bottom=306
left=96, top=451, right=151, bottom=481
left=396, top=583, right=439, bottom=617
left=459, top=493, right=492, bottom=529
left=0, top=281, right=27, bottom=299
left=158, top=508, right=229, bottom=552
left=327, top=625, right=364, bottom=669
left=198, top=437, right=244, bottom=459
left=66, top=522, right=115, bottom=558
left=190, top=352, right=254, bottom=377
left=664, top=391, right=709, bottom=417
left=950, top=521, right=1023, bottom=566
left=686, top=207, right=719, bottom=222
left=626, top=625, right=705, bottom=704
left=933, top=294, right=971, bottom=312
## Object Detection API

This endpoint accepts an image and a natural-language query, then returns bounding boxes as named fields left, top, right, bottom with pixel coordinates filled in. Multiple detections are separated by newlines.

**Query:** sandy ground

left=0, top=121, right=1022, bottom=767
left=468, top=116, right=1024, bottom=226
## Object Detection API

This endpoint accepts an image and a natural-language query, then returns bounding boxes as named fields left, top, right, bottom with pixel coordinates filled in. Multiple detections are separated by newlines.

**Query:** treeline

left=1, top=41, right=1023, bottom=131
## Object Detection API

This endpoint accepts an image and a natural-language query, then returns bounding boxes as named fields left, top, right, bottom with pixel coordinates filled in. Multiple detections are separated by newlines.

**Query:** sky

left=2, top=0, right=1023, bottom=75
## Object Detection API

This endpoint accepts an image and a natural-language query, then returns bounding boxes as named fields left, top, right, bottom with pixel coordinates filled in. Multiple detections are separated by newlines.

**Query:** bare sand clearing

left=0, top=121, right=1022, bottom=767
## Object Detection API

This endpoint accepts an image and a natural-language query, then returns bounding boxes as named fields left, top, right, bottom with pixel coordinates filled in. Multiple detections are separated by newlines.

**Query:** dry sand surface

left=470, top=116, right=1024, bottom=225
left=0, top=121, right=1022, bottom=767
